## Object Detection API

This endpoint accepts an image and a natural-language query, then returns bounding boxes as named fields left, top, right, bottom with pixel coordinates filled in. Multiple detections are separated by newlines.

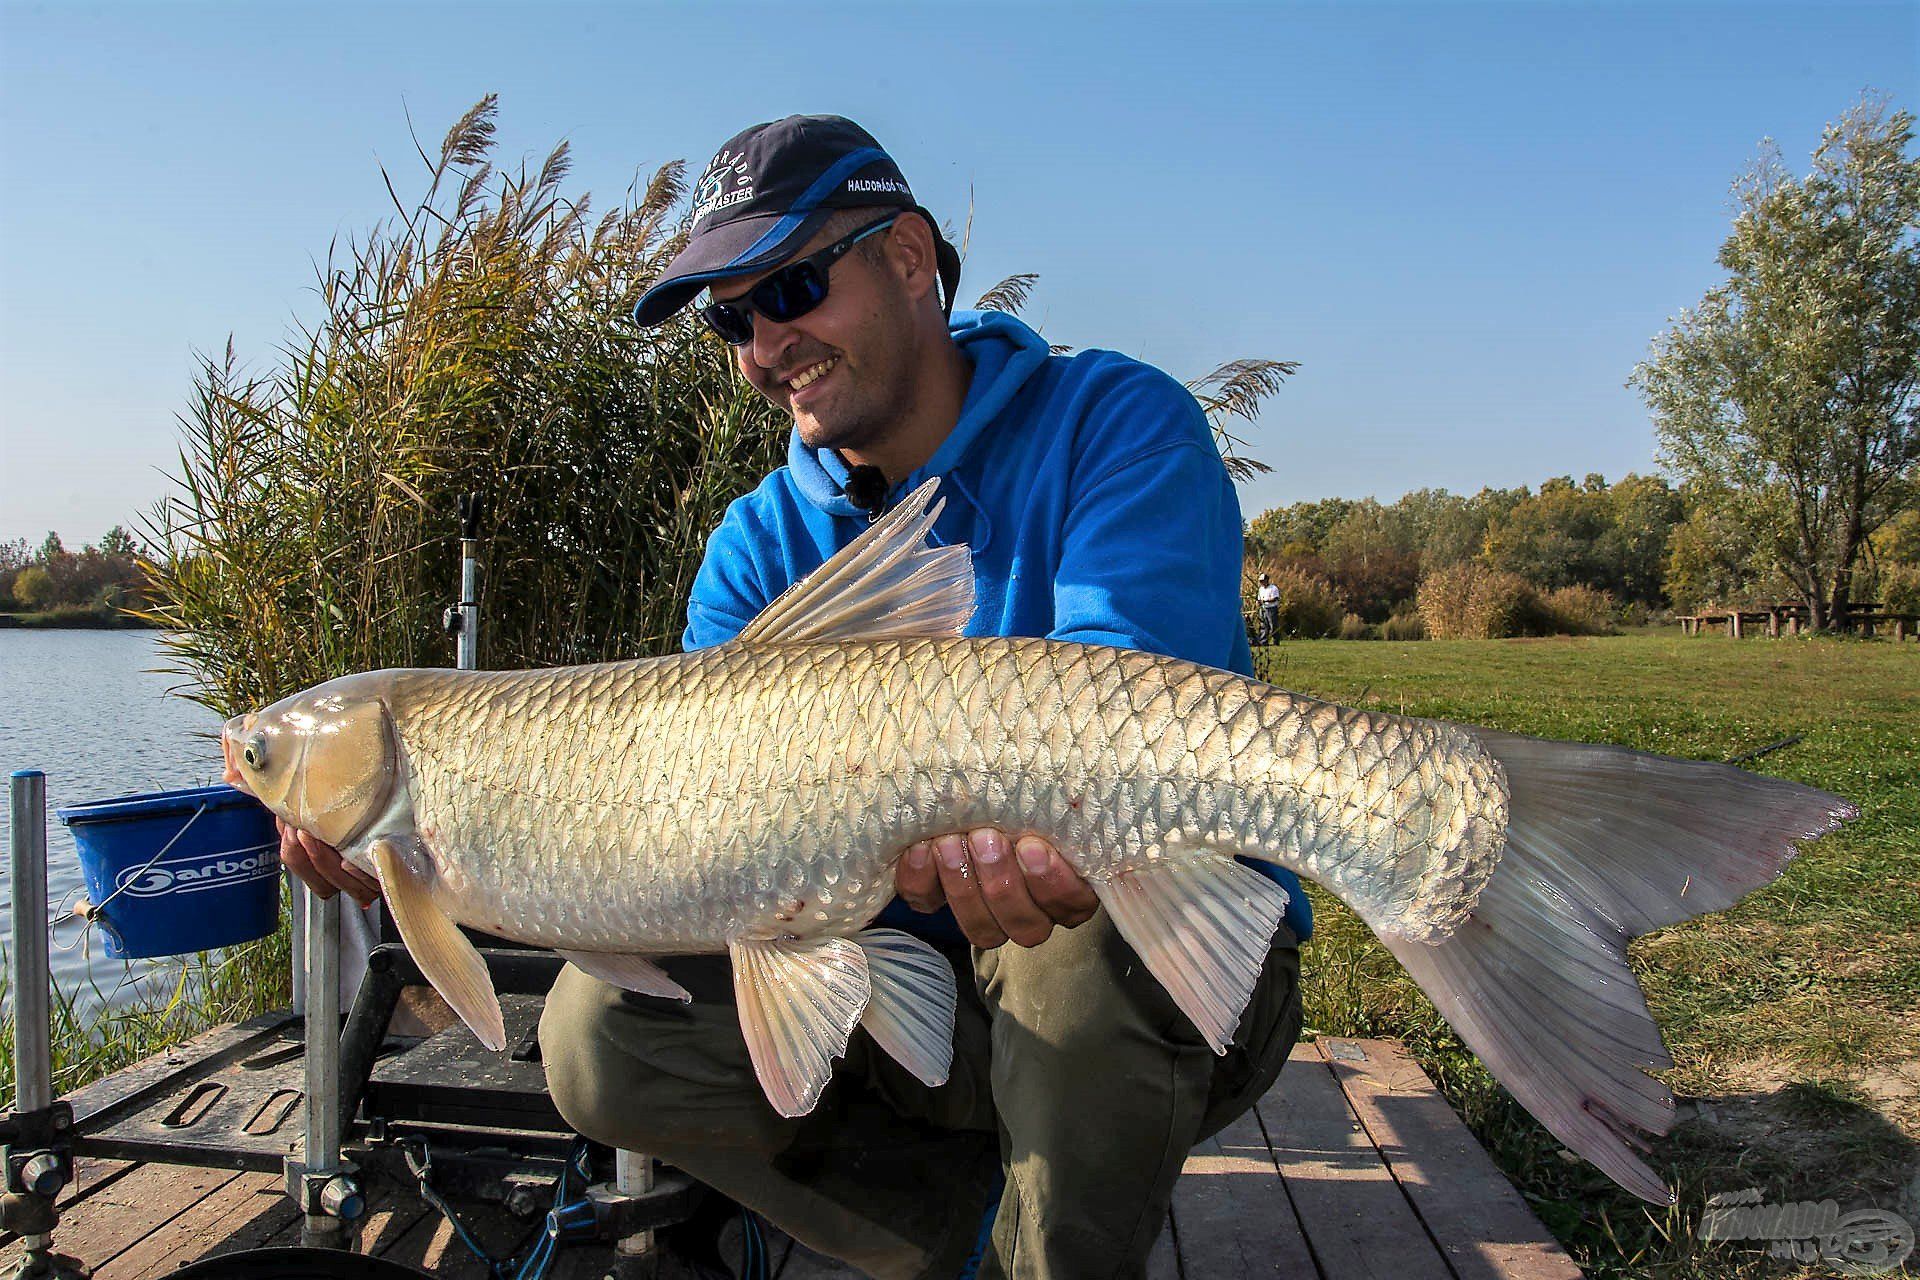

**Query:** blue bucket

left=56, top=784, right=282, bottom=959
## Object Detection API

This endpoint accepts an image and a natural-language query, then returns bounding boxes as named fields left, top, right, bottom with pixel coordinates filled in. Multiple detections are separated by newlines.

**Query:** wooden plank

left=1173, top=1103, right=1318, bottom=1277
left=1257, top=1042, right=1449, bottom=1279
left=1319, top=1040, right=1582, bottom=1280
left=379, top=1186, right=539, bottom=1279
left=351, top=1180, right=436, bottom=1258
left=0, top=1161, right=246, bottom=1275
left=0, top=1157, right=140, bottom=1249
left=546, top=1241, right=621, bottom=1279
left=779, top=1241, right=865, bottom=1278
left=98, top=1170, right=294, bottom=1279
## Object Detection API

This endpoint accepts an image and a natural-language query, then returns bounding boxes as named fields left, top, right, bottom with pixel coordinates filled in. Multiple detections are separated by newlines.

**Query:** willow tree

left=1633, top=96, right=1920, bottom=629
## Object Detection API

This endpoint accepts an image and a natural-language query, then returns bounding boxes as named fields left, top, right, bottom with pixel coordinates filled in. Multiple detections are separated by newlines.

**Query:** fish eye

left=242, top=735, right=268, bottom=770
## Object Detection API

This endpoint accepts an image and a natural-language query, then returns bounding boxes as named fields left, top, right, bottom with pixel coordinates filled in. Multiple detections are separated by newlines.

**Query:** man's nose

left=748, top=315, right=799, bottom=376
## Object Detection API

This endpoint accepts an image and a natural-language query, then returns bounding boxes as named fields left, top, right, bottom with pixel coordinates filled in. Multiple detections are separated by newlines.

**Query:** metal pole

left=10, top=770, right=52, bottom=1116
left=456, top=491, right=484, bottom=672
left=299, top=882, right=350, bottom=1246
left=457, top=542, right=480, bottom=671
left=613, top=1148, right=656, bottom=1265
left=290, top=873, right=307, bottom=1016
left=6, top=769, right=89, bottom=1279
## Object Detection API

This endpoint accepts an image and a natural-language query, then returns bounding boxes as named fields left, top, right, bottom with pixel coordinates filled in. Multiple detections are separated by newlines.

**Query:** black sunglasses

left=700, top=214, right=900, bottom=345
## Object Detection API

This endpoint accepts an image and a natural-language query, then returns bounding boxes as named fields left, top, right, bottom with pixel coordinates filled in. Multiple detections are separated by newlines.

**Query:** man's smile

left=786, top=356, right=837, bottom=391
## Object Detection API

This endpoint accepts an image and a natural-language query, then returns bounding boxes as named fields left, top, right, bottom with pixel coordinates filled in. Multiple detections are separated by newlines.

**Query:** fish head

left=223, top=683, right=399, bottom=849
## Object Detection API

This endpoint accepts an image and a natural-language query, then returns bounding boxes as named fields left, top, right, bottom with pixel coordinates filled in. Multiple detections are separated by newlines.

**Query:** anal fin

left=1092, top=856, right=1289, bottom=1053
left=854, top=928, right=957, bottom=1088
left=371, top=837, right=507, bottom=1051
left=557, top=949, right=691, bottom=1002
left=730, top=936, right=871, bottom=1117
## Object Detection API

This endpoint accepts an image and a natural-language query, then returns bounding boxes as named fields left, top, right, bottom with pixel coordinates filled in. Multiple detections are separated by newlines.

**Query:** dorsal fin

left=736, top=477, right=975, bottom=644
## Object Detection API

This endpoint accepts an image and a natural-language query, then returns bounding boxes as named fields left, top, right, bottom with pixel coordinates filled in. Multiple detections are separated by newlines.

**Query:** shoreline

left=0, top=611, right=157, bottom=630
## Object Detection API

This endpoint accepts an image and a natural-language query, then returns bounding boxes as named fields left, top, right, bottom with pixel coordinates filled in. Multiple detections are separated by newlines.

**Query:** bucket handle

left=81, top=800, right=214, bottom=924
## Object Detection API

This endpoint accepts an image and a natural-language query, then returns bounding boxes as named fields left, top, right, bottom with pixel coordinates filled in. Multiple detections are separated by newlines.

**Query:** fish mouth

left=221, top=714, right=254, bottom=795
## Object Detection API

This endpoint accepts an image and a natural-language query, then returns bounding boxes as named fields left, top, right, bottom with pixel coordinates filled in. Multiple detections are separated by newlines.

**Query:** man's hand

left=895, top=830, right=1099, bottom=949
left=277, top=818, right=381, bottom=908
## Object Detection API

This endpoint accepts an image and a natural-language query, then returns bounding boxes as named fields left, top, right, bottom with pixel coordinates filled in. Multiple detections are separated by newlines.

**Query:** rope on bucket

left=85, top=800, right=214, bottom=919
left=61, top=800, right=217, bottom=959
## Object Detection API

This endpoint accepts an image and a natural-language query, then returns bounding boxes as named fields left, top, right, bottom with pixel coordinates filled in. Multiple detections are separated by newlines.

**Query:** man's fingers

left=895, top=841, right=945, bottom=912
left=932, top=833, right=1008, bottom=949
left=967, top=828, right=1055, bottom=949
left=294, top=828, right=381, bottom=907
left=277, top=822, right=336, bottom=900
left=311, top=834, right=382, bottom=907
left=1015, top=837, right=1100, bottom=928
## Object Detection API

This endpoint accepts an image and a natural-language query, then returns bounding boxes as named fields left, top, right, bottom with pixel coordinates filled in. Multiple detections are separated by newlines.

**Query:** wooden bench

left=1679, top=605, right=1917, bottom=640
left=1, top=1037, right=1583, bottom=1279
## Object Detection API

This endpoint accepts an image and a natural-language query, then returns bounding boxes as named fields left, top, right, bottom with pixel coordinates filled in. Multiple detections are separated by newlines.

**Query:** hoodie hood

left=787, top=310, right=1052, bottom=518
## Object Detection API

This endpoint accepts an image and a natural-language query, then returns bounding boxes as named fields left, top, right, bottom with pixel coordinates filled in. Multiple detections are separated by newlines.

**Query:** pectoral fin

left=854, top=929, right=957, bottom=1088
left=371, top=837, right=507, bottom=1051
left=557, top=949, right=691, bottom=1002
left=729, top=936, right=871, bottom=1117
left=1091, top=856, right=1289, bottom=1054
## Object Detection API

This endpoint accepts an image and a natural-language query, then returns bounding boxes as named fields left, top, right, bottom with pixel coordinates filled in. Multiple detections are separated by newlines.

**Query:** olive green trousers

left=540, top=915, right=1302, bottom=1280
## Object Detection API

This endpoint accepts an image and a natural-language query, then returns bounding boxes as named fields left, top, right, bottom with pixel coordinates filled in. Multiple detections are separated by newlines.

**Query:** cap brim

left=631, top=206, right=837, bottom=327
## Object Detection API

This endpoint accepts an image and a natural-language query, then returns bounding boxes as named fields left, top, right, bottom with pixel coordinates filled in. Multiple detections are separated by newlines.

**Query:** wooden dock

left=1, top=1037, right=1583, bottom=1279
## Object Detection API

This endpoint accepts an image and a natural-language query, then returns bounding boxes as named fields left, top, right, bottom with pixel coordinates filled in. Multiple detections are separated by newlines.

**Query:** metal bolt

left=20, top=1153, right=64, bottom=1198
left=319, top=1174, right=364, bottom=1220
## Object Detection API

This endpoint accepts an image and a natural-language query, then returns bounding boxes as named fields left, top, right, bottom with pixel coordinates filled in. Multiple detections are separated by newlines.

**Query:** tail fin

left=1380, top=729, right=1856, bottom=1204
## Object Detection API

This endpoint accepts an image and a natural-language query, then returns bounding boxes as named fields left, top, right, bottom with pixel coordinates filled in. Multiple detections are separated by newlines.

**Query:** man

left=1257, top=571, right=1282, bottom=645
left=282, top=115, right=1312, bottom=1280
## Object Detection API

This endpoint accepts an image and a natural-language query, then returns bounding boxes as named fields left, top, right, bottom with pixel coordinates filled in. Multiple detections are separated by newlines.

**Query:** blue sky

left=1, top=1, right=1913, bottom=545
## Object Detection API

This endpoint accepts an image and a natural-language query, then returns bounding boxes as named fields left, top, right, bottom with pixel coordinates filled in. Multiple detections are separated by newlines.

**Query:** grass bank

left=1256, top=632, right=1919, bottom=1278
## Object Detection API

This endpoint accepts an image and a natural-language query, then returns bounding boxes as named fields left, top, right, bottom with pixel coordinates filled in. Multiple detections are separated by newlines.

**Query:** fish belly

left=384, top=637, right=1505, bottom=952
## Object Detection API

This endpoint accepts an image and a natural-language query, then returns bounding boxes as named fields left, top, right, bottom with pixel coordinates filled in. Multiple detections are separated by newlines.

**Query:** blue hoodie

left=683, top=310, right=1312, bottom=943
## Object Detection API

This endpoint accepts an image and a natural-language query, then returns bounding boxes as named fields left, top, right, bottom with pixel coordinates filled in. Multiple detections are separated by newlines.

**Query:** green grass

left=1255, top=630, right=1920, bottom=1278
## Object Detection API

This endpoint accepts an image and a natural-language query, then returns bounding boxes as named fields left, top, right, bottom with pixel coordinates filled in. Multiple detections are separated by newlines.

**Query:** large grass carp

left=224, top=480, right=1854, bottom=1204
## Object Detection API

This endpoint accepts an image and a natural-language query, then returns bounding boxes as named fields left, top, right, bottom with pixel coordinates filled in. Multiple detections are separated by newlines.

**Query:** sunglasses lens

left=701, top=302, right=753, bottom=345
left=757, top=263, right=829, bottom=322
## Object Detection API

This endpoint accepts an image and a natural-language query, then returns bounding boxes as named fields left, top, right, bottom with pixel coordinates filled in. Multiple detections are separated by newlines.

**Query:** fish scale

left=379, top=636, right=1503, bottom=954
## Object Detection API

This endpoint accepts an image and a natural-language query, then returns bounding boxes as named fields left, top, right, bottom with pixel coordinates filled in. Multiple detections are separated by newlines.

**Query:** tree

left=1244, top=497, right=1355, bottom=560
left=1483, top=476, right=1613, bottom=592
left=13, top=566, right=54, bottom=610
left=1605, top=474, right=1685, bottom=606
left=1633, top=96, right=1920, bottom=629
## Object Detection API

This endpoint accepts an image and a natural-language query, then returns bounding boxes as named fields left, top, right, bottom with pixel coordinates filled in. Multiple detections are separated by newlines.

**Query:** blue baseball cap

left=632, top=114, right=960, bottom=327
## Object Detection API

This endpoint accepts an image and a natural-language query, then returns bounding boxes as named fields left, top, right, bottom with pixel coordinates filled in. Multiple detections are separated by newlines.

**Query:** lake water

left=0, top=630, right=229, bottom=1006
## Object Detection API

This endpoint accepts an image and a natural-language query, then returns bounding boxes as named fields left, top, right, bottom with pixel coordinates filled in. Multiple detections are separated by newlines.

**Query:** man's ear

left=884, top=213, right=941, bottom=306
